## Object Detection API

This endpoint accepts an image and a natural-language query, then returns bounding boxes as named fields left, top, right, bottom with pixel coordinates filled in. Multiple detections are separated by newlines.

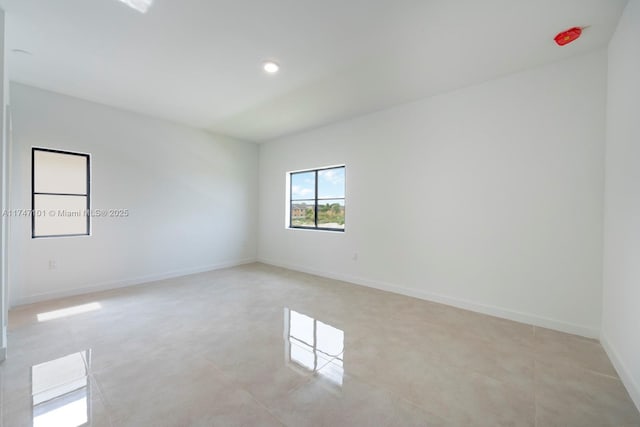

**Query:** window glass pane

left=34, top=195, right=88, bottom=237
left=291, top=202, right=315, bottom=227
left=318, top=167, right=344, bottom=199
left=34, top=150, right=87, bottom=195
left=317, top=199, right=345, bottom=229
left=291, top=171, right=315, bottom=200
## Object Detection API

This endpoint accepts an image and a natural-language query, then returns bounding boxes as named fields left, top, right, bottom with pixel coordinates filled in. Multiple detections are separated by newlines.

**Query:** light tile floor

left=1, top=263, right=639, bottom=426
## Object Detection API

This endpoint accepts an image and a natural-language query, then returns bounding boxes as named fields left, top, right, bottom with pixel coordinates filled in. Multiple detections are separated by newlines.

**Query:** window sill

left=32, top=233, right=92, bottom=239
left=287, top=227, right=345, bottom=234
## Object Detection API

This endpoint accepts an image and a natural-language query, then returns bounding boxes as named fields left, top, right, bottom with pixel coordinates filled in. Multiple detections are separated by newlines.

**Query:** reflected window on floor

left=284, top=308, right=344, bottom=386
left=31, top=349, right=91, bottom=427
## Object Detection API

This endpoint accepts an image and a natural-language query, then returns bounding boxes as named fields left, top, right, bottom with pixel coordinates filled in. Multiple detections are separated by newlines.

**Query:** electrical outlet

left=352, top=253, right=358, bottom=261
left=48, top=260, right=56, bottom=270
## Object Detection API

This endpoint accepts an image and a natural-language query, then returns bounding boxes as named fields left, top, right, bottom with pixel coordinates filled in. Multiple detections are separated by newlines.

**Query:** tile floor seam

left=531, top=356, right=621, bottom=380
left=277, top=370, right=319, bottom=397
left=192, top=352, right=295, bottom=426
left=415, top=318, right=537, bottom=351
left=87, top=372, right=116, bottom=427
left=333, top=364, right=458, bottom=424
left=238, top=385, right=290, bottom=427
left=359, top=338, right=537, bottom=401
left=379, top=384, right=458, bottom=425
left=580, top=367, right=623, bottom=381
left=533, top=359, right=539, bottom=427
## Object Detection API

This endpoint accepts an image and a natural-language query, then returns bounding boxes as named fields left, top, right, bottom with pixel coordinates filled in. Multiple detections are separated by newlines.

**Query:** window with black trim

left=32, top=148, right=91, bottom=238
left=289, top=165, right=345, bottom=231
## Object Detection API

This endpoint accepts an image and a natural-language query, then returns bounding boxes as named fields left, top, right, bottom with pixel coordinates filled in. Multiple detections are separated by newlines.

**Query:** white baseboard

left=11, top=258, right=257, bottom=307
left=1, top=325, right=5, bottom=361
left=258, top=258, right=600, bottom=339
left=0, top=324, right=6, bottom=360
left=601, top=334, right=640, bottom=412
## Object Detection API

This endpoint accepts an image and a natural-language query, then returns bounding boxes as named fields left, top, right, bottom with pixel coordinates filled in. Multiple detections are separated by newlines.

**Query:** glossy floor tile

left=1, top=263, right=639, bottom=426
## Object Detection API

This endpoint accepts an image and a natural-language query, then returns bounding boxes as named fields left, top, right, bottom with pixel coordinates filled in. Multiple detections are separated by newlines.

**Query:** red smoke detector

left=554, top=27, right=582, bottom=46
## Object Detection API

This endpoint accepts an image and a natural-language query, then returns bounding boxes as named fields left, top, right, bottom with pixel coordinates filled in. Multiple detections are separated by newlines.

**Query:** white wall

left=0, top=8, right=8, bottom=360
left=602, top=0, right=640, bottom=411
left=9, top=83, right=258, bottom=306
left=259, top=49, right=607, bottom=337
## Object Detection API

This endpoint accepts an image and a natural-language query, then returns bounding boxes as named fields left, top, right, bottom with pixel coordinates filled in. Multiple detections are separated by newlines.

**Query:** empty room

left=0, top=0, right=639, bottom=426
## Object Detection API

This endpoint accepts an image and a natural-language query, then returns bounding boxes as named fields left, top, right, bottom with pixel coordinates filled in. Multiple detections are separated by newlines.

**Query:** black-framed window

left=289, top=165, right=345, bottom=231
left=32, top=148, right=91, bottom=238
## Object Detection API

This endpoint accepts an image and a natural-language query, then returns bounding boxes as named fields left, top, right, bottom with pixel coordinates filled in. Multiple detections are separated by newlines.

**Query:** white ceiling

left=0, top=0, right=628, bottom=142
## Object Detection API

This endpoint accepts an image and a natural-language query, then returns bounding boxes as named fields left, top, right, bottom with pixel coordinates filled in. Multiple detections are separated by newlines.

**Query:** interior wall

left=8, top=83, right=258, bottom=307
left=601, top=0, right=640, bottom=410
left=258, top=49, right=607, bottom=337
left=0, top=8, right=7, bottom=360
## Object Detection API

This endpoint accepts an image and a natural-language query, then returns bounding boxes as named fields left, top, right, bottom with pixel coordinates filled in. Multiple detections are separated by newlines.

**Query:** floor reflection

left=37, top=303, right=102, bottom=322
left=31, top=350, right=92, bottom=427
left=284, top=308, right=344, bottom=386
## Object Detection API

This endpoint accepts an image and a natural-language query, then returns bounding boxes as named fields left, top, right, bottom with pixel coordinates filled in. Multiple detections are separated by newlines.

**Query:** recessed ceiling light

left=117, top=0, right=153, bottom=14
left=263, top=61, right=280, bottom=74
